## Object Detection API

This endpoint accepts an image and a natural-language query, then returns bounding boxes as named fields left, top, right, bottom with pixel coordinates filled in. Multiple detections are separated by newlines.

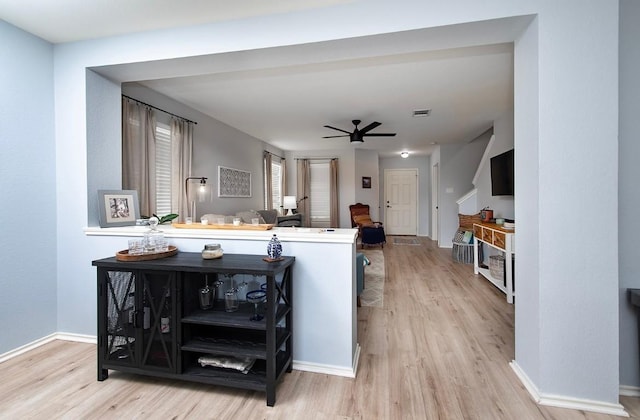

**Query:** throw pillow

left=453, top=230, right=465, bottom=243
left=353, top=214, right=374, bottom=227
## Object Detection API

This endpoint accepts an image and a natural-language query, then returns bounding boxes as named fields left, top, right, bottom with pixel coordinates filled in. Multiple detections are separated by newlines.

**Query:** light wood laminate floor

left=1, top=237, right=639, bottom=419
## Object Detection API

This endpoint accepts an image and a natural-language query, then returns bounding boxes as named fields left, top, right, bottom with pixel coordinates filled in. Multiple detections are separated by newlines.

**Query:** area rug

left=392, top=236, right=420, bottom=245
left=360, top=249, right=385, bottom=307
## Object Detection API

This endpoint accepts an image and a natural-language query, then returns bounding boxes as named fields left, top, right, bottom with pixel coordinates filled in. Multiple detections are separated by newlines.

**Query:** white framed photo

left=98, top=190, right=140, bottom=227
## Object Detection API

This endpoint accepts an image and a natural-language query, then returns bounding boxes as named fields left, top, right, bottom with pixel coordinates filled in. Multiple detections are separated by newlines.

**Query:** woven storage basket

left=489, top=255, right=505, bottom=279
left=458, top=213, right=482, bottom=231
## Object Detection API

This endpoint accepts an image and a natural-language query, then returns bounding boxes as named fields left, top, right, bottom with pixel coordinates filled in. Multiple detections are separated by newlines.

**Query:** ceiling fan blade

left=362, top=133, right=397, bottom=137
left=359, top=121, right=381, bottom=134
left=322, top=135, right=349, bottom=139
left=324, top=125, right=351, bottom=134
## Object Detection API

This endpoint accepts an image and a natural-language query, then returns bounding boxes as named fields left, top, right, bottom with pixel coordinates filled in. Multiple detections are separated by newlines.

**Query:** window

left=309, top=161, right=330, bottom=227
left=264, top=155, right=283, bottom=210
left=271, top=160, right=282, bottom=210
left=154, top=122, right=172, bottom=216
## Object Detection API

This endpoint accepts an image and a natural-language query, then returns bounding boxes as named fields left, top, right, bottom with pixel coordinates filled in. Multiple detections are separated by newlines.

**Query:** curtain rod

left=264, top=150, right=284, bottom=160
left=122, top=95, right=197, bottom=125
left=295, top=157, right=338, bottom=160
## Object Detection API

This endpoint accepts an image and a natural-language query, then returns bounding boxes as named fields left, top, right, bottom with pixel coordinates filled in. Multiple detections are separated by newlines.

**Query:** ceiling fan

left=323, top=119, right=396, bottom=143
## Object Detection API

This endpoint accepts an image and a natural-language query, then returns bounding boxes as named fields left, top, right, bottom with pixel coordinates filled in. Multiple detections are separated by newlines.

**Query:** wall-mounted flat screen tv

left=490, top=149, right=514, bottom=196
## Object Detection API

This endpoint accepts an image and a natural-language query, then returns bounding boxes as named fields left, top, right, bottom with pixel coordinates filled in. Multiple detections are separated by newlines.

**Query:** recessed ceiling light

left=400, top=151, right=409, bottom=158
left=412, top=109, right=431, bottom=117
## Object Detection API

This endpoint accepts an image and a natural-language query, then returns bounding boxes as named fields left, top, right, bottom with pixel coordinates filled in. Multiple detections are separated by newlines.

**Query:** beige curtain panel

left=171, top=117, right=193, bottom=222
left=122, top=97, right=156, bottom=217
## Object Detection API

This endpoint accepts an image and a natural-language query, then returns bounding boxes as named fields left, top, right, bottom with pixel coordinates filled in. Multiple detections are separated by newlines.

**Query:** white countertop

left=84, top=225, right=358, bottom=244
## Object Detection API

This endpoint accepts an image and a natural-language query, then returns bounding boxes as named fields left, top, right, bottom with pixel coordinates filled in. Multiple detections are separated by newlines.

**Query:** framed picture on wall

left=97, top=190, right=140, bottom=227
left=218, top=166, right=252, bottom=197
left=362, top=176, right=372, bottom=189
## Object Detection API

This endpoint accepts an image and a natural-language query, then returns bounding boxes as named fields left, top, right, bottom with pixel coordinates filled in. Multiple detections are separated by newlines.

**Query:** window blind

left=155, top=123, right=172, bottom=216
left=271, top=160, right=282, bottom=210
left=310, top=161, right=330, bottom=227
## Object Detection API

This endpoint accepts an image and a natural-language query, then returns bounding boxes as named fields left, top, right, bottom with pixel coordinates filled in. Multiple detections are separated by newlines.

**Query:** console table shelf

left=93, top=252, right=294, bottom=406
left=473, top=222, right=515, bottom=304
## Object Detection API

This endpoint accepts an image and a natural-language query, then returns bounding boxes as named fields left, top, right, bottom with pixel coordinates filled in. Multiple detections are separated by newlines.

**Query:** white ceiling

left=1, top=0, right=520, bottom=157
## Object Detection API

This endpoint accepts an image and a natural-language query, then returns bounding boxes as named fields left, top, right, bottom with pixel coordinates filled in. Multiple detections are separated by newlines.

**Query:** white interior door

left=432, top=163, right=439, bottom=243
left=384, top=169, right=418, bottom=235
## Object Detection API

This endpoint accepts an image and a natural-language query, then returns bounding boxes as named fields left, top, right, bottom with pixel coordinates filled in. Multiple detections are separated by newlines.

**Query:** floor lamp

left=185, top=177, right=210, bottom=222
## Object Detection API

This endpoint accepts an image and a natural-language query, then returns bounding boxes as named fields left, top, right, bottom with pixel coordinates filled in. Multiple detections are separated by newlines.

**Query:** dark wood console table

left=92, top=252, right=294, bottom=406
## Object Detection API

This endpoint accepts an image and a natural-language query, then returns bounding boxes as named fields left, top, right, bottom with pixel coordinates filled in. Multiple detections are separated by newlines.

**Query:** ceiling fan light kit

left=323, top=119, right=396, bottom=143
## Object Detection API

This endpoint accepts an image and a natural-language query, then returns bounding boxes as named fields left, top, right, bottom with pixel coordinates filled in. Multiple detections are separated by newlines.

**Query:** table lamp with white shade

left=282, top=196, right=297, bottom=215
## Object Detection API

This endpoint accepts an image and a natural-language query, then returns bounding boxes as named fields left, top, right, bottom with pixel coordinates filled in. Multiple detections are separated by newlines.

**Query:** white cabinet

left=473, top=223, right=515, bottom=304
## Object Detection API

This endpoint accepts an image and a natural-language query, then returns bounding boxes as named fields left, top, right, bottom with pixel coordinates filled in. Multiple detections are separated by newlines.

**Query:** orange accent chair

left=349, top=203, right=386, bottom=249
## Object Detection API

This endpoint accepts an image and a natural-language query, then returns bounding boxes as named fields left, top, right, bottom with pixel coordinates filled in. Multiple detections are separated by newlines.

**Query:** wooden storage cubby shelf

left=93, top=252, right=294, bottom=406
left=473, top=222, right=515, bottom=304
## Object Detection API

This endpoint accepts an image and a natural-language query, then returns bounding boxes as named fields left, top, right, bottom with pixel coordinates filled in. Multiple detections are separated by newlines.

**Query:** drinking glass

left=223, top=274, right=239, bottom=312
left=199, top=277, right=213, bottom=310
left=246, top=290, right=266, bottom=321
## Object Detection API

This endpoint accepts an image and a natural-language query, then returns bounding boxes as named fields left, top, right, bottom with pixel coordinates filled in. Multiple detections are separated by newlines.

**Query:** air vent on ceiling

left=412, top=109, right=431, bottom=117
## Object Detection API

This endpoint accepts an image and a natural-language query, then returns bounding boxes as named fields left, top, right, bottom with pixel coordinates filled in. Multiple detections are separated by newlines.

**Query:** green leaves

left=153, top=213, right=179, bottom=224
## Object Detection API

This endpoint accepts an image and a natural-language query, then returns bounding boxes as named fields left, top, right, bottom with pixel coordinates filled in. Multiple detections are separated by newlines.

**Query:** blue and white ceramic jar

left=267, top=234, right=282, bottom=259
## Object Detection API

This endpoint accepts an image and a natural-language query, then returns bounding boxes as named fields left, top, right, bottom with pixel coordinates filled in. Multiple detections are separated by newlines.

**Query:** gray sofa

left=257, top=210, right=303, bottom=227
left=202, top=210, right=304, bottom=227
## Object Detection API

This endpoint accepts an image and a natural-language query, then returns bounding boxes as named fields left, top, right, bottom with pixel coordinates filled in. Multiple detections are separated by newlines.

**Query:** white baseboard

left=620, top=385, right=640, bottom=397
left=55, top=332, right=97, bottom=344
left=510, top=361, right=629, bottom=417
left=3, top=333, right=360, bottom=380
left=0, top=333, right=97, bottom=364
left=293, top=344, right=360, bottom=379
left=352, top=343, right=361, bottom=377
left=0, top=333, right=58, bottom=363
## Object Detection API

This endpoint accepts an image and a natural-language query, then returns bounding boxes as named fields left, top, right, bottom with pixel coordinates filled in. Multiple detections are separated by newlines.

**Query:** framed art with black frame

left=362, top=176, right=372, bottom=189
left=97, top=190, right=140, bottom=227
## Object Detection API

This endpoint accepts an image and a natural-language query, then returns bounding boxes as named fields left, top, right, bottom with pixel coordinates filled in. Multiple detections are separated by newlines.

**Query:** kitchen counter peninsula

left=86, top=225, right=360, bottom=378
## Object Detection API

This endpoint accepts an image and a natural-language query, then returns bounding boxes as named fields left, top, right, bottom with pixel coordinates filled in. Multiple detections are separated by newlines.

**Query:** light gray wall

left=438, top=134, right=491, bottom=246
left=379, top=155, right=431, bottom=236
left=87, top=71, right=122, bottom=226
left=530, top=2, right=618, bottom=401
left=1, top=0, right=625, bottom=409
left=513, top=15, right=541, bottom=389
left=475, top=113, right=515, bottom=220
left=354, top=149, right=381, bottom=221
left=122, top=83, right=272, bottom=220
left=619, top=0, right=640, bottom=389
left=0, top=21, right=57, bottom=353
